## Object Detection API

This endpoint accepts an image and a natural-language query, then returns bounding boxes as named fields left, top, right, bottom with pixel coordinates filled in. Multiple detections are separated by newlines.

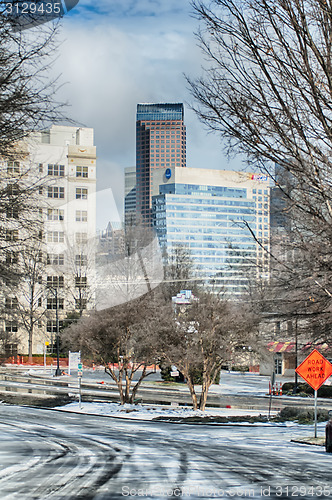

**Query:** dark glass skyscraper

left=136, top=103, right=186, bottom=224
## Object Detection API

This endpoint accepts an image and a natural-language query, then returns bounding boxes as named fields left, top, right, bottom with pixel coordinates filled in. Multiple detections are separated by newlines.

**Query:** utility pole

left=293, top=316, right=298, bottom=394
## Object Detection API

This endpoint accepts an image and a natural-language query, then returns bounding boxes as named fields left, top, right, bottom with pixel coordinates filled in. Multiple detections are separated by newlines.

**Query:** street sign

left=78, top=370, right=83, bottom=378
left=295, top=349, right=332, bottom=391
left=78, top=363, right=83, bottom=370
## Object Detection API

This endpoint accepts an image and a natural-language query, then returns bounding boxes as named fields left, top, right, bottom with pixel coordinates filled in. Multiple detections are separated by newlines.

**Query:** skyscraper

left=152, top=167, right=270, bottom=295
left=136, top=103, right=186, bottom=224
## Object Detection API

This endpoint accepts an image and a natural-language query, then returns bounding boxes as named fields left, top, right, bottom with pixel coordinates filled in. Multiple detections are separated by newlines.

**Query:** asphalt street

left=0, top=404, right=331, bottom=499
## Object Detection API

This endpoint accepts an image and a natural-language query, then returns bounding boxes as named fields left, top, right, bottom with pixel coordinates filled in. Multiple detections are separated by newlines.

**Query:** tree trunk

left=130, top=365, right=149, bottom=404
left=28, top=326, right=33, bottom=363
left=185, top=376, right=198, bottom=410
left=105, top=366, right=125, bottom=404
left=199, top=376, right=211, bottom=411
left=124, top=369, right=132, bottom=403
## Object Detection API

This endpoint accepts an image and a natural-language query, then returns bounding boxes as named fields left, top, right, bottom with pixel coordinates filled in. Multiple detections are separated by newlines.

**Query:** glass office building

left=136, top=103, right=186, bottom=225
left=152, top=168, right=270, bottom=295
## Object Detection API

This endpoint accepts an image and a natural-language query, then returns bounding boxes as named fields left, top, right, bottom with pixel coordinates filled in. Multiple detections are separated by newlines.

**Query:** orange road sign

left=295, top=349, right=332, bottom=391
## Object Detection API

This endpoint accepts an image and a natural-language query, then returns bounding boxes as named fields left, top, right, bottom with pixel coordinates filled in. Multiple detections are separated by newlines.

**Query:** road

left=0, top=404, right=331, bottom=499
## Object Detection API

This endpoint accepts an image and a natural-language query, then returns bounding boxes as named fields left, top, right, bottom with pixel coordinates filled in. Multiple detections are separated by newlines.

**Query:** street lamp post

left=54, top=288, right=61, bottom=376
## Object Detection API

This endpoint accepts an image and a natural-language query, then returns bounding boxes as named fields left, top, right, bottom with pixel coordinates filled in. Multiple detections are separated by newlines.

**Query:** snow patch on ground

left=55, top=401, right=281, bottom=422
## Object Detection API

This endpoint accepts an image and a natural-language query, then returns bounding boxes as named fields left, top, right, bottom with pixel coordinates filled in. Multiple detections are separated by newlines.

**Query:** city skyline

left=52, top=1, right=248, bottom=229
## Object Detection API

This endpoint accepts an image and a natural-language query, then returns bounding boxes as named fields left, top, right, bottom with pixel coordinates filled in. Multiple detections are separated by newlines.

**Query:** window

left=47, top=231, right=64, bottom=243
left=5, top=297, right=18, bottom=309
left=6, top=252, right=18, bottom=265
left=47, top=320, right=64, bottom=333
left=75, top=210, right=87, bottom=222
left=76, top=188, right=88, bottom=199
left=6, top=206, right=19, bottom=219
left=47, top=297, right=64, bottom=310
left=75, top=298, right=87, bottom=310
left=38, top=163, right=43, bottom=173
left=47, top=253, right=64, bottom=266
left=7, top=184, right=19, bottom=196
left=76, top=166, right=88, bottom=178
left=75, top=254, right=87, bottom=266
left=4, top=343, right=18, bottom=357
left=48, top=187, right=64, bottom=199
left=75, top=276, right=87, bottom=288
left=5, top=321, right=18, bottom=333
left=76, top=232, right=87, bottom=245
left=38, top=298, right=42, bottom=307
left=48, top=164, right=64, bottom=176
left=47, top=209, right=64, bottom=221
left=6, top=229, right=18, bottom=241
left=46, top=276, right=64, bottom=288
left=7, top=161, right=20, bottom=174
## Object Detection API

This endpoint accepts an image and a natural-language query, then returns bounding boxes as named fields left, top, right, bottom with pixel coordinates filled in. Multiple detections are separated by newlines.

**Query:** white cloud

left=54, top=0, right=242, bottom=227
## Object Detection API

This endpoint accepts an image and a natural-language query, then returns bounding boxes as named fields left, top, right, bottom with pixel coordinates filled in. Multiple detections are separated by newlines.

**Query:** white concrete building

left=1, top=125, right=97, bottom=356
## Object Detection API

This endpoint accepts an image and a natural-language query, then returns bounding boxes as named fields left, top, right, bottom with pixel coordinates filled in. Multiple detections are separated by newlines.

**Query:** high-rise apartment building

left=1, top=125, right=96, bottom=356
left=152, top=167, right=270, bottom=295
left=136, top=103, right=186, bottom=224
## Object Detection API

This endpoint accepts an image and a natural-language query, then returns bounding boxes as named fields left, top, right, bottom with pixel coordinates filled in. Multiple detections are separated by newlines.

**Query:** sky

left=54, top=0, right=246, bottom=229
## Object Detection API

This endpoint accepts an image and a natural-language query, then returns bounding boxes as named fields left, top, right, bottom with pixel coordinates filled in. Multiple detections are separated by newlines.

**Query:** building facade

left=124, top=166, right=137, bottom=227
left=136, top=103, right=186, bottom=225
left=152, top=167, right=270, bottom=295
left=1, top=125, right=96, bottom=356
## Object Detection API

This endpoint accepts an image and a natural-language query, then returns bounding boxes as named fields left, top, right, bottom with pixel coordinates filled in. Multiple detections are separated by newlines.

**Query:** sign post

left=295, top=349, right=332, bottom=438
left=268, top=370, right=276, bottom=420
left=77, top=362, right=83, bottom=410
left=44, top=341, right=49, bottom=372
left=68, top=351, right=81, bottom=376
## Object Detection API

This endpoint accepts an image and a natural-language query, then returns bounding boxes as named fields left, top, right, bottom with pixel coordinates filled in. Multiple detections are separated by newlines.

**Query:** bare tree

left=95, top=222, right=164, bottom=310
left=62, top=292, right=169, bottom=405
left=189, top=0, right=332, bottom=337
left=159, top=292, right=259, bottom=410
left=0, top=3, right=64, bottom=158
left=0, top=157, right=51, bottom=356
left=162, top=244, right=198, bottom=300
left=15, top=241, right=46, bottom=361
left=0, top=3, right=66, bottom=356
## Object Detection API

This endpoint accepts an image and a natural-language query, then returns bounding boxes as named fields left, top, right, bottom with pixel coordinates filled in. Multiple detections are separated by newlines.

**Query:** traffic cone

left=279, top=383, right=283, bottom=396
left=93, top=363, right=95, bottom=371
left=269, top=381, right=271, bottom=395
left=17, top=356, right=20, bottom=365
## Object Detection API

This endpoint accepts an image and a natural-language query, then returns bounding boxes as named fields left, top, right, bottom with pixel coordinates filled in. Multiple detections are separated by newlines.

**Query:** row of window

left=46, top=276, right=87, bottom=288
left=6, top=162, right=90, bottom=178
left=3, top=230, right=89, bottom=245
left=47, top=187, right=88, bottom=199
left=47, top=164, right=89, bottom=178
left=4, top=309, right=87, bottom=333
